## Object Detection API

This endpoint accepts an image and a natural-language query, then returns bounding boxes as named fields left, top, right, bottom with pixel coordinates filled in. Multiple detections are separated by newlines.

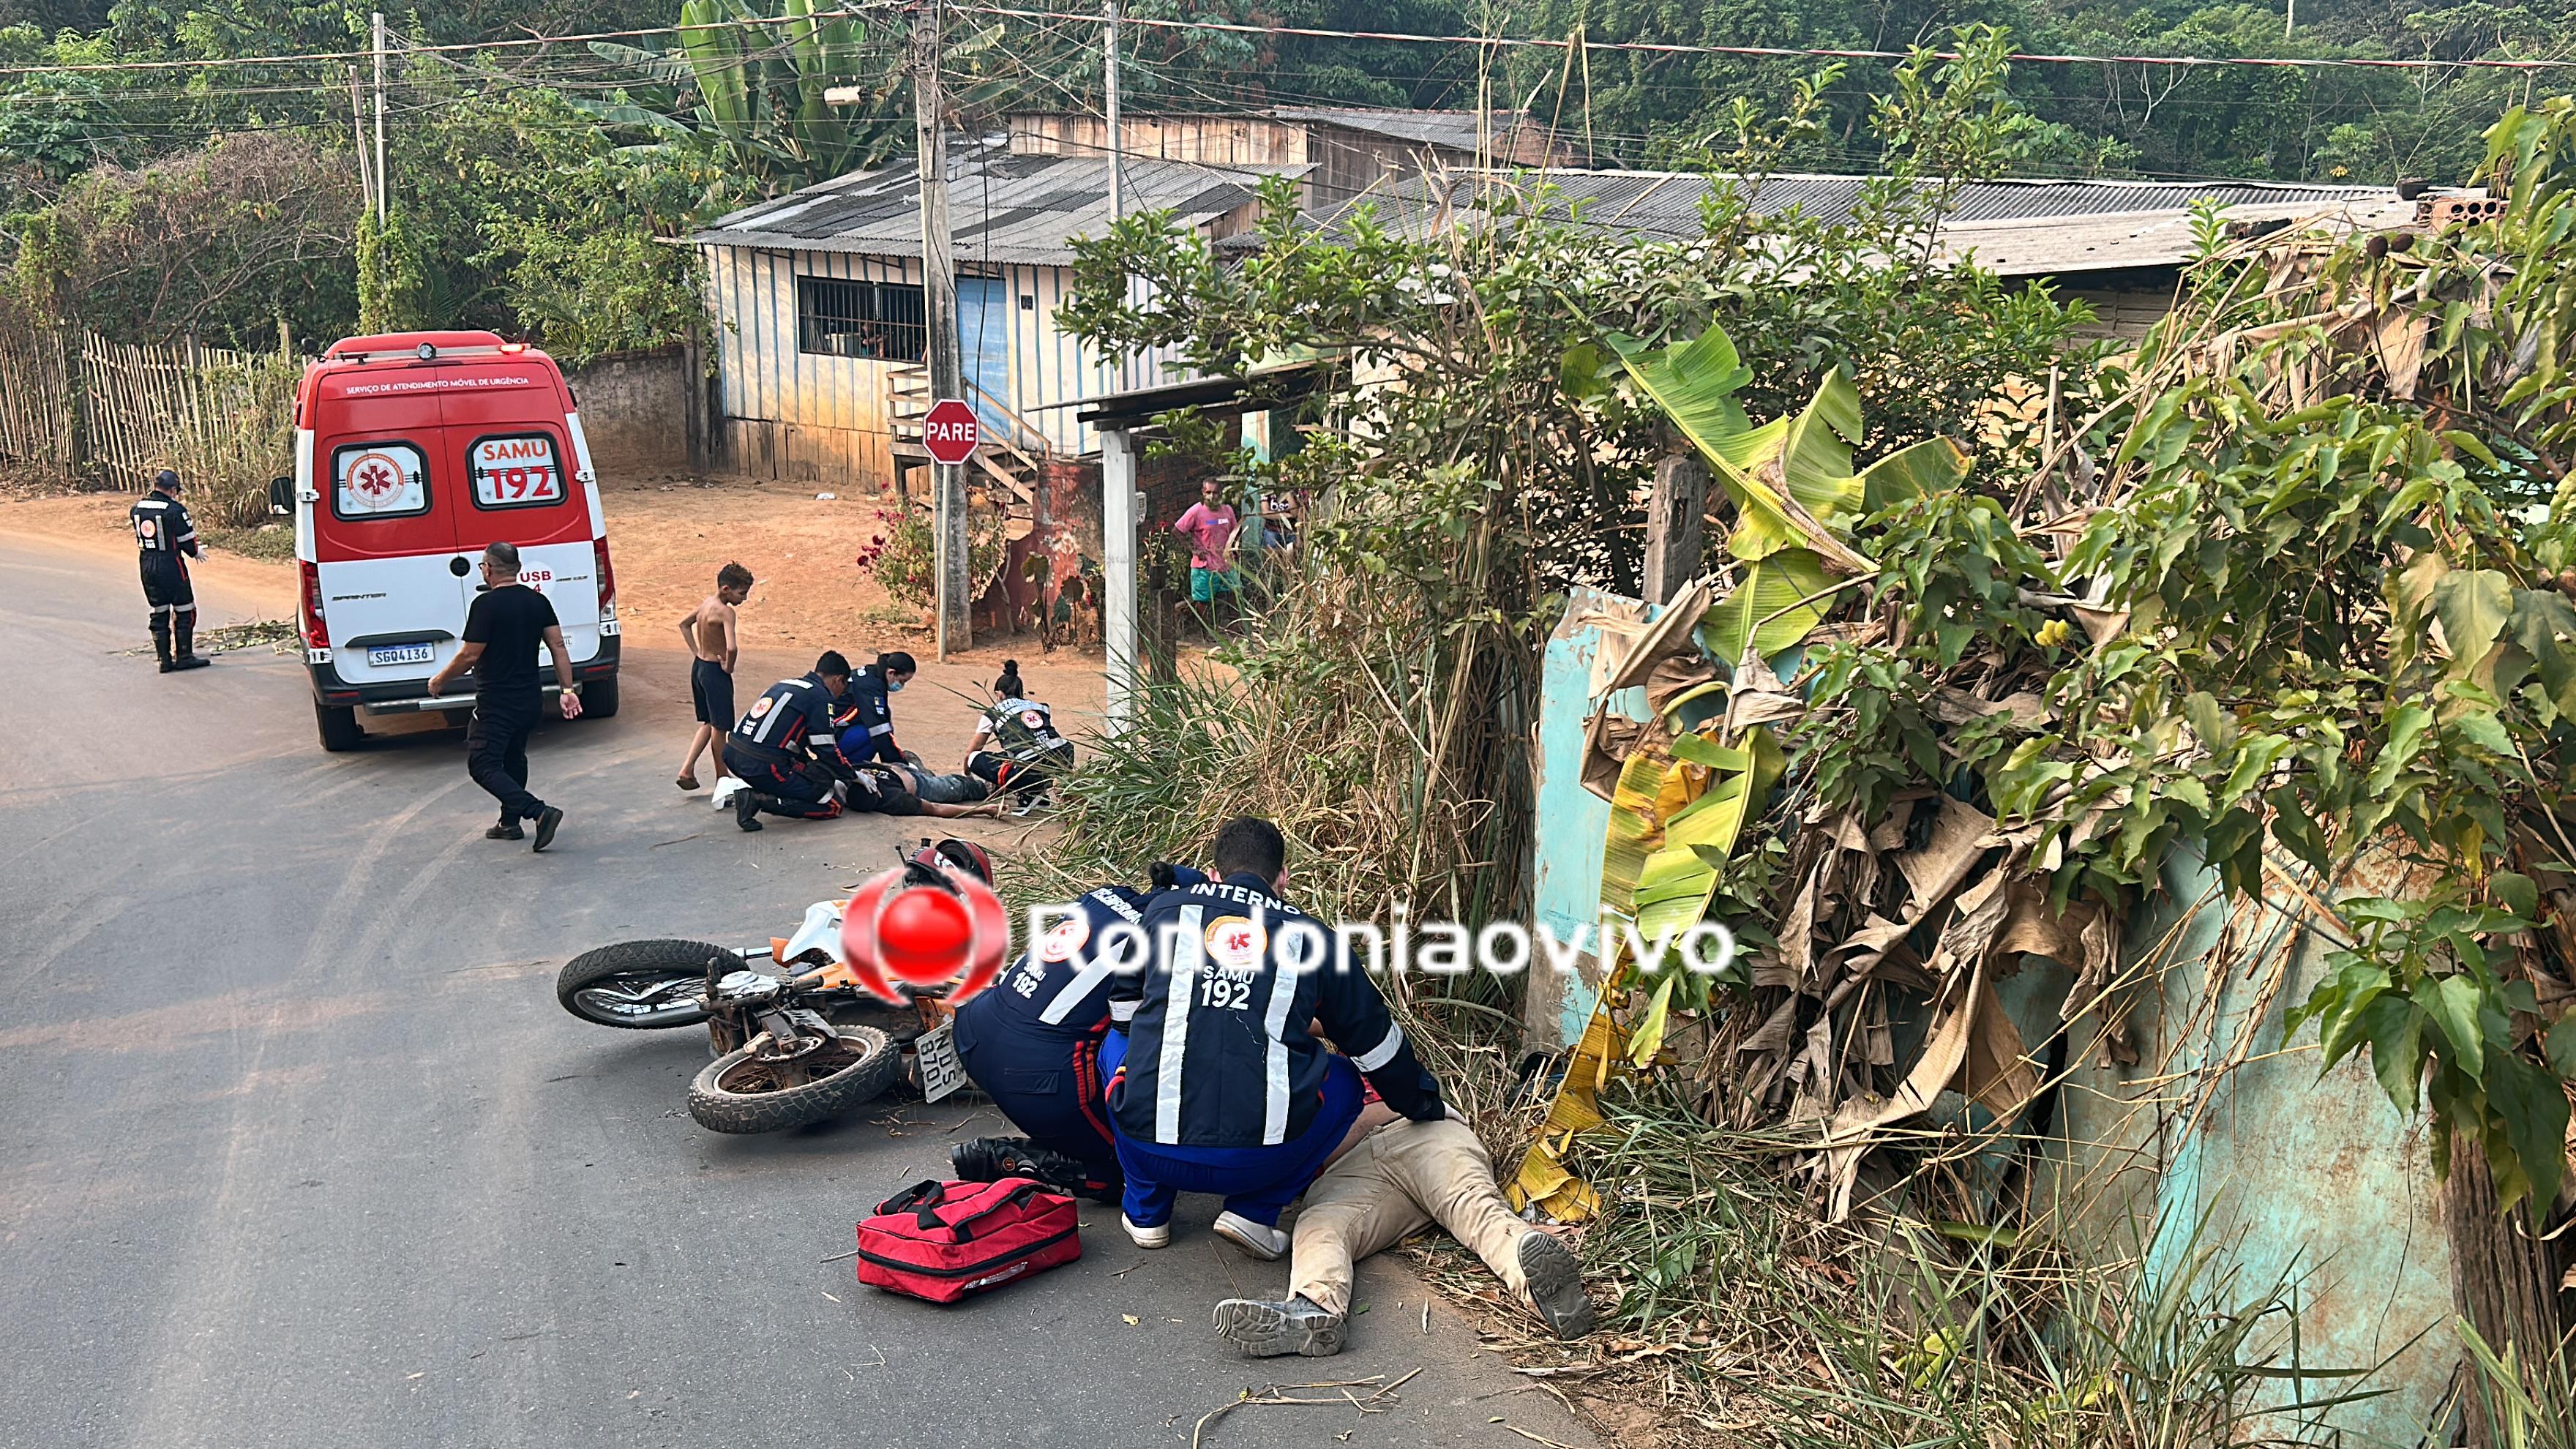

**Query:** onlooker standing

left=426, top=542, right=578, bottom=851
left=676, top=562, right=755, bottom=791
left=1172, top=479, right=1241, bottom=627
left=130, top=468, right=210, bottom=673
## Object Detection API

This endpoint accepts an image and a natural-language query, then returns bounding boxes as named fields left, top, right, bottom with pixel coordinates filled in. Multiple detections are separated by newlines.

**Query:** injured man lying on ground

left=1212, top=1107, right=1597, bottom=1358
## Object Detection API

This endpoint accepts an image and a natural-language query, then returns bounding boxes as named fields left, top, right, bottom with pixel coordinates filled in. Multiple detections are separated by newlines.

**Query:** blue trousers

left=1112, top=1054, right=1363, bottom=1229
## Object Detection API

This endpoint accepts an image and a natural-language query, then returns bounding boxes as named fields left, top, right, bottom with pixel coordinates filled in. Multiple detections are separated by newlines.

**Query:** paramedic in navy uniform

left=948, top=862, right=1207, bottom=1202
left=841, top=651, right=917, bottom=764
left=1109, top=817, right=1445, bottom=1261
left=130, top=468, right=209, bottom=673
left=721, top=654, right=861, bottom=830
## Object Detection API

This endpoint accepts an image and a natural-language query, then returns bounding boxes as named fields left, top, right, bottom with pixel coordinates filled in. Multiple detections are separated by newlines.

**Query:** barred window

left=797, top=275, right=928, bottom=362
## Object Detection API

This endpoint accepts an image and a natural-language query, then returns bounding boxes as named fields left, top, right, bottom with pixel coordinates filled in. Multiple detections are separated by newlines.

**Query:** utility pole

left=913, top=0, right=970, bottom=657
left=1104, top=0, right=1121, bottom=224
left=1102, top=0, right=1126, bottom=392
left=371, top=12, right=388, bottom=223
left=348, top=66, right=374, bottom=218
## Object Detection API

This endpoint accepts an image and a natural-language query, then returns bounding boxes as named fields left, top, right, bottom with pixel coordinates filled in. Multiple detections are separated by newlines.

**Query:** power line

left=952, top=4, right=2576, bottom=74
left=1, top=1, right=2571, bottom=82
left=0, top=5, right=910, bottom=78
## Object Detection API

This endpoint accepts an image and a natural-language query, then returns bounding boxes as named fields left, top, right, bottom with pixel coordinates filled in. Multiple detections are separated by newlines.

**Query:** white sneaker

left=1211, top=1211, right=1289, bottom=1261
left=1122, top=1214, right=1170, bottom=1248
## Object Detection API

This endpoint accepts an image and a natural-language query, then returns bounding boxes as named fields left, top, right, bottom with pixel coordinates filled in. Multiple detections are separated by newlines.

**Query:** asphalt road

left=0, top=535, right=1596, bottom=1449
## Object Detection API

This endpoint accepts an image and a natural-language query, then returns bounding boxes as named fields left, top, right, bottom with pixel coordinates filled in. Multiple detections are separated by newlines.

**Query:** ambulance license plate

left=368, top=643, right=434, bottom=667
left=914, top=1022, right=966, bottom=1103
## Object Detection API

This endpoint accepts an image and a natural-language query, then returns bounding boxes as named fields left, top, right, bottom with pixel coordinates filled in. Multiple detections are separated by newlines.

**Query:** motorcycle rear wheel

left=686, top=1024, right=899, bottom=1134
left=556, top=939, right=736, bottom=1030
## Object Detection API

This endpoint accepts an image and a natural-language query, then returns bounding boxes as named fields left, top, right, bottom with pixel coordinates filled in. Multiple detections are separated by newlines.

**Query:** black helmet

left=153, top=468, right=180, bottom=492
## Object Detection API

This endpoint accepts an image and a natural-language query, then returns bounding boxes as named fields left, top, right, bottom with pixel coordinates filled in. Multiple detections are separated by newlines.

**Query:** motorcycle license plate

left=914, top=1022, right=967, bottom=1104
left=368, top=642, right=434, bottom=667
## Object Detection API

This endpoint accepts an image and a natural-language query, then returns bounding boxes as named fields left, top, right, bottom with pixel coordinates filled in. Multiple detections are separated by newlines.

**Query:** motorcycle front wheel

left=556, top=940, right=736, bottom=1030
left=686, top=1024, right=899, bottom=1134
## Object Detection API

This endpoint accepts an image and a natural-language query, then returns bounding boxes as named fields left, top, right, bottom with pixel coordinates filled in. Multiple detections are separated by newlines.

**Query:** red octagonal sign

left=922, top=398, right=980, bottom=465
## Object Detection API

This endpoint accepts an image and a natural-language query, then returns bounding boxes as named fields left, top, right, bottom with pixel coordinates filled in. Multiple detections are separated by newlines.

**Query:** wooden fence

left=0, top=323, right=304, bottom=525
left=0, top=326, right=75, bottom=469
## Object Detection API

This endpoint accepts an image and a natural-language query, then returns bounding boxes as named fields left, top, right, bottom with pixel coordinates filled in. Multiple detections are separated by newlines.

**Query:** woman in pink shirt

left=1173, top=479, right=1242, bottom=621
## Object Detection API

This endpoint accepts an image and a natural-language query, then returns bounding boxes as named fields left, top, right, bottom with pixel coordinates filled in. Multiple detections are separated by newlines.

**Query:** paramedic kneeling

left=721, top=653, right=858, bottom=831
left=1109, top=817, right=1445, bottom=1261
left=950, top=863, right=1206, bottom=1202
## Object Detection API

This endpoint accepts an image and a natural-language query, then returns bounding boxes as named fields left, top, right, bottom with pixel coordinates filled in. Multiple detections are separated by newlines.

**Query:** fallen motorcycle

left=555, top=896, right=916, bottom=1134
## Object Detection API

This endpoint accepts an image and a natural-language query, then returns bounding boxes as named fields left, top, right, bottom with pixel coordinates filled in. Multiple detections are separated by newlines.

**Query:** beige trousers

left=1287, top=1116, right=1532, bottom=1317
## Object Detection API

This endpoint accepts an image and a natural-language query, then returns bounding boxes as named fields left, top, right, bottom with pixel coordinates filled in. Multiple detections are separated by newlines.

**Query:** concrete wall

left=563, top=347, right=691, bottom=477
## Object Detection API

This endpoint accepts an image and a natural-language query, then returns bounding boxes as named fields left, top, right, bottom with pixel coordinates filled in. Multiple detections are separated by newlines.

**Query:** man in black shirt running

left=427, top=541, right=580, bottom=850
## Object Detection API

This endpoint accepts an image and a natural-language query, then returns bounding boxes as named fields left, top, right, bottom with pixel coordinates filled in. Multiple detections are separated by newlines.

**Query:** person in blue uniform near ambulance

left=948, top=861, right=1208, bottom=1202
left=1108, top=817, right=1445, bottom=1261
left=130, top=469, right=211, bottom=673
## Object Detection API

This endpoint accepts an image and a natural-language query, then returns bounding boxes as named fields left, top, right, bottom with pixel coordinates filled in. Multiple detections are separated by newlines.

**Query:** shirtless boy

left=676, top=563, right=755, bottom=790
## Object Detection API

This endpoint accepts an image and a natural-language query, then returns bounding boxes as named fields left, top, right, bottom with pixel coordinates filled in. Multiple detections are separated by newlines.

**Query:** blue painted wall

left=1528, top=587, right=1657, bottom=1049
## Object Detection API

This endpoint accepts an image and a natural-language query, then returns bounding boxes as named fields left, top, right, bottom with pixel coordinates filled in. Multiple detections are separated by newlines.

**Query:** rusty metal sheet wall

left=2042, top=847, right=2460, bottom=1445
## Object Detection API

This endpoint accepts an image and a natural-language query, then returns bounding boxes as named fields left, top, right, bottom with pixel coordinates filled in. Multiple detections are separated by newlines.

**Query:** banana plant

left=578, top=0, right=913, bottom=197
left=1600, top=323, right=1972, bottom=665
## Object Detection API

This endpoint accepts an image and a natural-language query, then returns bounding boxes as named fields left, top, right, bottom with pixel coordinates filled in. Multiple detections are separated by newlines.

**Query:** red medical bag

left=855, top=1178, right=1082, bottom=1303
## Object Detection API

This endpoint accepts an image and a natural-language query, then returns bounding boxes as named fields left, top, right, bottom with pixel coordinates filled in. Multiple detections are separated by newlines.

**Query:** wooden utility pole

left=1641, top=449, right=1707, bottom=606
left=347, top=67, right=374, bottom=217
left=371, top=12, right=388, bottom=223
left=912, top=0, right=970, bottom=656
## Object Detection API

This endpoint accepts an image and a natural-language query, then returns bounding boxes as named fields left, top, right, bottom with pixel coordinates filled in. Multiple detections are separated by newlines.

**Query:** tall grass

left=1025, top=463, right=1537, bottom=1109
left=2457, top=1318, right=2576, bottom=1449
left=1554, top=1083, right=2399, bottom=1449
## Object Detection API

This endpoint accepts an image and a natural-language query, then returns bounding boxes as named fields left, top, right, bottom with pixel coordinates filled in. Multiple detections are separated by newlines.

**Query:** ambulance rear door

left=310, top=382, right=463, bottom=687
left=439, top=378, right=600, bottom=667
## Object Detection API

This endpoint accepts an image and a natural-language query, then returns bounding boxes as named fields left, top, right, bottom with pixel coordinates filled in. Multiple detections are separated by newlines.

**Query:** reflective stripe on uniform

left=1087, top=887, right=1143, bottom=925
left=1352, top=1022, right=1407, bottom=1074
left=1259, top=918, right=1300, bottom=1145
left=1038, top=956, right=1118, bottom=1027
left=1155, top=905, right=1202, bottom=1143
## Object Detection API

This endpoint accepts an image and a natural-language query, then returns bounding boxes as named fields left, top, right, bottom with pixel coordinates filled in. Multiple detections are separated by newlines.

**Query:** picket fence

left=0, top=325, right=304, bottom=523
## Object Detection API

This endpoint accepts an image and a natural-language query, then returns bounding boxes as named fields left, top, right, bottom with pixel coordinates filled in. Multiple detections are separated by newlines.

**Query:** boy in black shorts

left=677, top=563, right=754, bottom=790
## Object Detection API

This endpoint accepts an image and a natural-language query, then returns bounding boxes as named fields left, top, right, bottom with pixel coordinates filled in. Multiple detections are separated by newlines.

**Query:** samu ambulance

left=274, top=331, right=621, bottom=752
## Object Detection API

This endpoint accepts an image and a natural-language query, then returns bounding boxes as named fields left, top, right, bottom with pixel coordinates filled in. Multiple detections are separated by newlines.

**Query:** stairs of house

left=888, top=364, right=1049, bottom=554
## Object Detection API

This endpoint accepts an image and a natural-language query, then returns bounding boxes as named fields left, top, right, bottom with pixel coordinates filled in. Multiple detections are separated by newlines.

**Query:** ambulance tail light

left=299, top=560, right=330, bottom=649
left=594, top=537, right=617, bottom=622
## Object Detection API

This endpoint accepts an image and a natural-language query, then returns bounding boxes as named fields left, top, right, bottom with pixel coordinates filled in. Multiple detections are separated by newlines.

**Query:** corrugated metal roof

left=1268, top=108, right=1519, bottom=152
left=687, top=153, right=1305, bottom=266
left=1937, top=198, right=2419, bottom=276
left=1312, top=169, right=2407, bottom=275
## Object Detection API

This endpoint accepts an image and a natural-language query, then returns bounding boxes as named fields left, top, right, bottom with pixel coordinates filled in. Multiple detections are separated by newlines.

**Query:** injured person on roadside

left=1211, top=1105, right=1597, bottom=1358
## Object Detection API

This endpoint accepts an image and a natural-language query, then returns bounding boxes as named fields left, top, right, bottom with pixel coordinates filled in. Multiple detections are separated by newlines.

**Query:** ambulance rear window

left=331, top=440, right=430, bottom=520
left=468, top=433, right=567, bottom=510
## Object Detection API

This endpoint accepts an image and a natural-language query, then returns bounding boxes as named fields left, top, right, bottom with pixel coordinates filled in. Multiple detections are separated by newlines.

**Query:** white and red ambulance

left=275, top=331, right=621, bottom=752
